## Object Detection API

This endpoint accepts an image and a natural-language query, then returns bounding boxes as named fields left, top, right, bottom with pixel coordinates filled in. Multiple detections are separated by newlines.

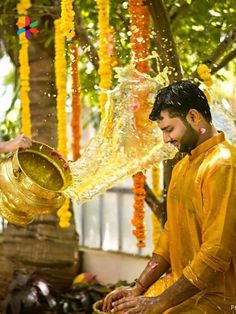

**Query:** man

left=103, top=80, right=236, bottom=313
left=0, top=134, right=32, bottom=152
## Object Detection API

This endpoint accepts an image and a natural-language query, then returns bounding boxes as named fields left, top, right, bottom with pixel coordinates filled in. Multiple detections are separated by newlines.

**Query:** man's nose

left=163, top=133, right=172, bottom=143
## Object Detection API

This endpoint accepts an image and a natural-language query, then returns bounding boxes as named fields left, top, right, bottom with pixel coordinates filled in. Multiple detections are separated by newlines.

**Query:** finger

left=126, top=308, right=140, bottom=314
left=103, top=294, right=111, bottom=311
left=112, top=298, right=137, bottom=313
left=103, top=292, right=119, bottom=312
left=20, top=136, right=32, bottom=149
left=113, top=296, right=134, bottom=307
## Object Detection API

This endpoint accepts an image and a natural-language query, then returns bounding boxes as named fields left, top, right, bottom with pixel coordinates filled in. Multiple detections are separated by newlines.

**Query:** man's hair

left=149, top=80, right=212, bottom=123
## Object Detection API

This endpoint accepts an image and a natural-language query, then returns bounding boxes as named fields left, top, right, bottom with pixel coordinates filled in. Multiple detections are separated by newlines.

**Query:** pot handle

left=13, top=167, right=21, bottom=180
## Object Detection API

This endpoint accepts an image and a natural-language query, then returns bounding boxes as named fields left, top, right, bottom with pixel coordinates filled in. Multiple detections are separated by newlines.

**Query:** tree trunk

left=0, top=15, right=79, bottom=300
left=144, top=0, right=183, bottom=225
left=147, top=0, right=182, bottom=82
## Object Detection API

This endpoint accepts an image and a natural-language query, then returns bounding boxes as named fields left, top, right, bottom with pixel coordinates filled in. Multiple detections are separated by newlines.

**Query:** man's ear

left=186, top=109, right=201, bottom=126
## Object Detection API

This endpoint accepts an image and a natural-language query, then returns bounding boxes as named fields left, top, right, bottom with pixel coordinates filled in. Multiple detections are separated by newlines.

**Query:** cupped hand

left=111, top=296, right=162, bottom=314
left=103, top=286, right=141, bottom=313
left=11, top=134, right=32, bottom=151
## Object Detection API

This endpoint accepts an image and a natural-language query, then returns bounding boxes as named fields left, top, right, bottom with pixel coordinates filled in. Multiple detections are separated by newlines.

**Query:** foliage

left=0, top=0, right=235, bottom=133
left=168, top=0, right=236, bottom=75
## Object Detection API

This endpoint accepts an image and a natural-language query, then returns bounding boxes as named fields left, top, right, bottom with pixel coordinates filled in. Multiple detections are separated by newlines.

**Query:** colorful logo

left=17, top=16, right=39, bottom=40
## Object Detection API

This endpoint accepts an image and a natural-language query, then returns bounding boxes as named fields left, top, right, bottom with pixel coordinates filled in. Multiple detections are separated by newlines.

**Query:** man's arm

left=111, top=274, right=200, bottom=314
left=103, top=253, right=170, bottom=312
left=150, top=274, right=200, bottom=313
left=133, top=253, right=170, bottom=294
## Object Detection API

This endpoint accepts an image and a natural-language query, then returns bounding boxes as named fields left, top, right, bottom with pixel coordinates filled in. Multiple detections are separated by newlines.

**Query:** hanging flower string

left=197, top=64, right=213, bottom=103
left=70, top=43, right=81, bottom=161
left=54, top=19, right=67, bottom=157
left=17, top=0, right=32, bottom=137
left=54, top=19, right=71, bottom=228
left=61, top=0, right=75, bottom=40
left=151, top=165, right=162, bottom=248
left=129, top=0, right=150, bottom=248
left=109, top=26, right=118, bottom=67
left=57, top=198, right=71, bottom=228
left=131, top=172, right=146, bottom=248
left=96, top=0, right=112, bottom=119
left=17, top=0, right=31, bottom=15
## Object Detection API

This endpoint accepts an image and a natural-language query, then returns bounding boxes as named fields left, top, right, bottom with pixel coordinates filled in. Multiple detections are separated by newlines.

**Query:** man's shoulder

left=211, top=140, right=236, bottom=166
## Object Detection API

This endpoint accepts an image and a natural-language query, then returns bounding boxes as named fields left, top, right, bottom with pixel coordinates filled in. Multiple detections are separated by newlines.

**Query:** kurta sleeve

left=153, top=221, right=170, bottom=264
left=183, top=164, right=236, bottom=290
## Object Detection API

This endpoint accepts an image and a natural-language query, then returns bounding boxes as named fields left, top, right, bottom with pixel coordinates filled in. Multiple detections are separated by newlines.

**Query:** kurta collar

left=189, top=131, right=225, bottom=160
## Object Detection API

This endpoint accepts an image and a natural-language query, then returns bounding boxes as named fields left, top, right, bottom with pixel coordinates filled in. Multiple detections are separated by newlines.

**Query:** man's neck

left=196, top=124, right=218, bottom=147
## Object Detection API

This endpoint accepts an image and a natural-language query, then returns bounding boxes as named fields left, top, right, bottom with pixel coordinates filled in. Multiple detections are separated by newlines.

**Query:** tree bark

left=144, top=0, right=183, bottom=224
left=0, top=12, right=79, bottom=299
left=211, top=48, right=236, bottom=74
left=147, top=0, right=182, bottom=82
left=170, top=0, right=197, bottom=24
left=29, top=27, right=58, bottom=147
left=203, top=26, right=236, bottom=69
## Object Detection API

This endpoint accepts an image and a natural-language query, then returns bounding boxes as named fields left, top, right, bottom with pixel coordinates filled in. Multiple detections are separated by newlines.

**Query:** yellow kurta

left=150, top=132, right=236, bottom=313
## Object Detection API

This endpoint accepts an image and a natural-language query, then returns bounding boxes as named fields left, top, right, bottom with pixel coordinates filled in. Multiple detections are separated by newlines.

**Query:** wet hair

left=149, top=80, right=212, bottom=123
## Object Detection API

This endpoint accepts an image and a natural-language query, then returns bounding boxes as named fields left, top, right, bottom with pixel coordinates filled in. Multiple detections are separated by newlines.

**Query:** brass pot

left=93, top=300, right=106, bottom=314
left=0, top=141, right=72, bottom=225
left=93, top=300, right=122, bottom=314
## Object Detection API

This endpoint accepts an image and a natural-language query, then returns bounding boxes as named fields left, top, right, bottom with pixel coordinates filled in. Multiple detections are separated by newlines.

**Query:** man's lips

left=172, top=141, right=179, bottom=148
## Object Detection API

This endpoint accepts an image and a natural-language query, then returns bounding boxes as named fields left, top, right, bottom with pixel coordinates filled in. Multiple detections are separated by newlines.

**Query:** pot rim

left=13, top=140, right=72, bottom=193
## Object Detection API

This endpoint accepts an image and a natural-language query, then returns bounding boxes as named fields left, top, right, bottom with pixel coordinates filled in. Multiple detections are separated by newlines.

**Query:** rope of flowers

left=151, top=165, right=162, bottom=248
left=129, top=0, right=150, bottom=248
left=54, top=19, right=71, bottom=228
left=70, top=43, right=81, bottom=161
left=17, top=0, right=31, bottom=15
left=17, top=0, right=32, bottom=136
left=197, top=64, right=213, bottom=103
left=61, top=0, right=75, bottom=40
left=96, top=0, right=112, bottom=119
left=54, top=19, right=67, bottom=157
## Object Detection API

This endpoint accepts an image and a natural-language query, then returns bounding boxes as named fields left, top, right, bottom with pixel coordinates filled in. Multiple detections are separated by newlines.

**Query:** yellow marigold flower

left=204, top=78, right=213, bottom=87
left=197, top=64, right=210, bottom=76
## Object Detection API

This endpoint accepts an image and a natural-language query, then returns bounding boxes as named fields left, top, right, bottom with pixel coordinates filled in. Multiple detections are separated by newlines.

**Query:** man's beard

left=179, top=122, right=199, bottom=153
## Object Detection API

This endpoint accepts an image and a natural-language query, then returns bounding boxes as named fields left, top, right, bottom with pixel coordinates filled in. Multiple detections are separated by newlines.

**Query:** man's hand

left=103, top=286, right=142, bottom=312
left=0, top=134, right=32, bottom=153
left=111, top=296, right=162, bottom=314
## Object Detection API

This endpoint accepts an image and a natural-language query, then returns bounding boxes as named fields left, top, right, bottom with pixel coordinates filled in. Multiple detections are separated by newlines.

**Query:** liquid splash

left=64, top=63, right=177, bottom=203
left=211, top=102, right=236, bottom=145
left=64, top=61, right=236, bottom=204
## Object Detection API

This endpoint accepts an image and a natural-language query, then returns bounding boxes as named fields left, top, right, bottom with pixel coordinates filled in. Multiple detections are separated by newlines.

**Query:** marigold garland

left=61, top=0, right=75, bottom=40
left=17, top=0, right=31, bottom=15
left=109, top=26, right=118, bottom=67
left=17, top=2, right=32, bottom=137
left=129, top=0, right=150, bottom=248
left=54, top=19, right=67, bottom=157
left=197, top=64, right=213, bottom=103
left=70, top=43, right=81, bottom=160
left=131, top=172, right=146, bottom=248
left=54, top=18, right=71, bottom=228
left=57, top=198, right=72, bottom=228
left=151, top=165, right=162, bottom=248
left=96, top=0, right=112, bottom=119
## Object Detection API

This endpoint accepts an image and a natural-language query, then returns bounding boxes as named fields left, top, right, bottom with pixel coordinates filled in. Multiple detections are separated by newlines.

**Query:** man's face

left=157, top=111, right=199, bottom=153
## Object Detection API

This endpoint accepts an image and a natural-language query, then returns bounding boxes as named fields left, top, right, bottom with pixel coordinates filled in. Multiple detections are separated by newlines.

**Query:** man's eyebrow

left=160, top=126, right=170, bottom=131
